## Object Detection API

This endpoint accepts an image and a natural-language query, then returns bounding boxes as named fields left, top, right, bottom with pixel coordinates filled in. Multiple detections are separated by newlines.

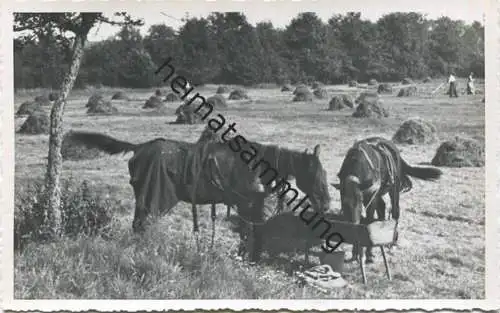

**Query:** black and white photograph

left=2, top=0, right=495, bottom=308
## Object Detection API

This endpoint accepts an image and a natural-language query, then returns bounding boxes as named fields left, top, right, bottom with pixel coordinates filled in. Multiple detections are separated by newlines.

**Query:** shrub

left=14, top=177, right=114, bottom=251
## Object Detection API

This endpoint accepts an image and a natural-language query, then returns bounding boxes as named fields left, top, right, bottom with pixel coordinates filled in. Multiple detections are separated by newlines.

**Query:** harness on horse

left=356, top=140, right=398, bottom=219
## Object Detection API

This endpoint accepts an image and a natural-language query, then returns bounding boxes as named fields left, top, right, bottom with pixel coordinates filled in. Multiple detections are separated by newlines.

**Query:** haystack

left=61, top=131, right=104, bottom=161
left=164, top=92, right=181, bottom=102
left=293, top=85, right=309, bottom=95
left=311, top=81, right=324, bottom=89
left=397, top=86, right=418, bottom=97
left=18, top=109, right=50, bottom=134
left=207, top=94, right=228, bottom=109
left=49, top=92, right=60, bottom=101
left=352, top=97, right=388, bottom=118
left=229, top=88, right=249, bottom=100
left=293, top=88, right=313, bottom=102
left=86, top=93, right=105, bottom=110
left=86, top=94, right=118, bottom=114
left=431, top=136, right=484, bottom=167
left=392, top=118, right=437, bottom=144
left=368, top=78, right=378, bottom=86
left=143, top=95, right=163, bottom=108
left=377, top=83, right=393, bottom=94
left=111, top=91, right=129, bottom=101
left=348, top=80, right=358, bottom=87
left=313, top=88, right=328, bottom=99
left=174, top=103, right=204, bottom=124
left=216, top=86, right=230, bottom=94
left=402, top=78, right=414, bottom=85
left=328, top=95, right=353, bottom=110
left=281, top=84, right=293, bottom=92
left=34, top=94, right=51, bottom=106
left=16, top=101, right=40, bottom=116
left=355, top=91, right=379, bottom=104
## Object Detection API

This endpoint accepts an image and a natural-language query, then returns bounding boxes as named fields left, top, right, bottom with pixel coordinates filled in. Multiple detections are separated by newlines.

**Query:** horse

left=331, top=136, right=442, bottom=264
left=68, top=131, right=331, bottom=262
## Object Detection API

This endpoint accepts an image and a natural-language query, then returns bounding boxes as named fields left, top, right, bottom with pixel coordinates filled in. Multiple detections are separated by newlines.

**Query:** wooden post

left=380, top=246, right=392, bottom=280
left=359, top=245, right=367, bottom=284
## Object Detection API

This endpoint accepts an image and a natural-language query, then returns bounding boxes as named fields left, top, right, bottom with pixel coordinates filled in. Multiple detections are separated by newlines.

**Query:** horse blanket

left=127, top=138, right=262, bottom=220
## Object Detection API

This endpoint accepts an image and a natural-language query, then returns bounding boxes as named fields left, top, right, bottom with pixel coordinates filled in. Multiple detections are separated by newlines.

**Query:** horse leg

left=191, top=203, right=201, bottom=251
left=364, top=195, right=382, bottom=264
left=226, top=205, right=231, bottom=219
left=236, top=204, right=249, bottom=258
left=250, top=195, right=265, bottom=263
left=389, top=188, right=401, bottom=249
left=211, top=203, right=216, bottom=249
left=132, top=204, right=146, bottom=233
left=277, top=196, right=285, bottom=214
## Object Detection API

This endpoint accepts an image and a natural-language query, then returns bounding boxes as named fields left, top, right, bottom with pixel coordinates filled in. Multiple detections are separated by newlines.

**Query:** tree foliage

left=14, top=12, right=484, bottom=90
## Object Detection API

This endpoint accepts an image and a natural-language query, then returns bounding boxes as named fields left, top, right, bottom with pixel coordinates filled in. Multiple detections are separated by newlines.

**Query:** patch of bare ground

left=14, top=83, right=484, bottom=299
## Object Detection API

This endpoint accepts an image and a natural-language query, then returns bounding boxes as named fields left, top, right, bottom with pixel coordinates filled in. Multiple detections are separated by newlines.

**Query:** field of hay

left=14, top=79, right=485, bottom=299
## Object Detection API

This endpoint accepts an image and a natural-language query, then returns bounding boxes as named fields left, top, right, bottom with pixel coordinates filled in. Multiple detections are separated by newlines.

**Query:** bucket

left=320, top=251, right=345, bottom=274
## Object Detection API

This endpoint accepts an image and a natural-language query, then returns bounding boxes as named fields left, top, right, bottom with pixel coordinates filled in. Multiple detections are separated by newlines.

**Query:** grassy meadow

left=13, top=79, right=485, bottom=299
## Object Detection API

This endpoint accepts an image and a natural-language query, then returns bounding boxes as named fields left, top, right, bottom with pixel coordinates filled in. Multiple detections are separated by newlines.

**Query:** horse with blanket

left=331, top=137, right=442, bottom=264
left=68, top=130, right=331, bottom=262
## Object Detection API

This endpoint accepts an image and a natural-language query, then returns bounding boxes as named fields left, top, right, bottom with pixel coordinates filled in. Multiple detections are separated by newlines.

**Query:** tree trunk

left=43, top=34, right=87, bottom=235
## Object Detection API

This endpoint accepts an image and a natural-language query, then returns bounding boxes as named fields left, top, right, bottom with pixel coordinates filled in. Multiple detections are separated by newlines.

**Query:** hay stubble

left=14, top=82, right=485, bottom=299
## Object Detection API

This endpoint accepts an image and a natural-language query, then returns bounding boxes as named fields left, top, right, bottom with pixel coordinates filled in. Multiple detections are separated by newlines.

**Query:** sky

left=85, top=0, right=486, bottom=42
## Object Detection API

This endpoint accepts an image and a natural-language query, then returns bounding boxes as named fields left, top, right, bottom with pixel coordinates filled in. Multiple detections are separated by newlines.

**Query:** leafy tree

left=13, top=13, right=143, bottom=237
left=208, top=12, right=264, bottom=85
left=377, top=13, right=431, bottom=79
left=176, top=17, right=219, bottom=85
left=283, top=13, right=327, bottom=83
left=143, top=24, right=179, bottom=67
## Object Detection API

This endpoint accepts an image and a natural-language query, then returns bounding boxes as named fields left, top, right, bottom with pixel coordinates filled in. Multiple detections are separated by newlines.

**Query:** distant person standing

left=448, top=72, right=458, bottom=98
left=467, top=72, right=475, bottom=95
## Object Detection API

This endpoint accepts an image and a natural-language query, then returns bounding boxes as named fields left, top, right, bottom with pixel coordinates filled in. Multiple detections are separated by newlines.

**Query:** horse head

left=294, top=144, right=331, bottom=214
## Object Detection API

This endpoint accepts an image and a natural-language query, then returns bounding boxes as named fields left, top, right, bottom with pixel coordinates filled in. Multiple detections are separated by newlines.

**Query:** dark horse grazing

left=332, top=137, right=442, bottom=263
left=195, top=126, right=295, bottom=226
left=68, top=131, right=331, bottom=262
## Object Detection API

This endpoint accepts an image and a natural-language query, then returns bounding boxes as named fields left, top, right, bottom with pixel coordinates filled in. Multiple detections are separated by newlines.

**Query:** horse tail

left=401, top=159, right=442, bottom=182
left=68, top=131, right=139, bottom=155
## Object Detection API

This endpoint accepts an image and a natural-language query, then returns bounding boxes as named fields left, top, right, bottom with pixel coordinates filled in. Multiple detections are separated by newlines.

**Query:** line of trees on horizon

left=14, top=12, right=485, bottom=90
